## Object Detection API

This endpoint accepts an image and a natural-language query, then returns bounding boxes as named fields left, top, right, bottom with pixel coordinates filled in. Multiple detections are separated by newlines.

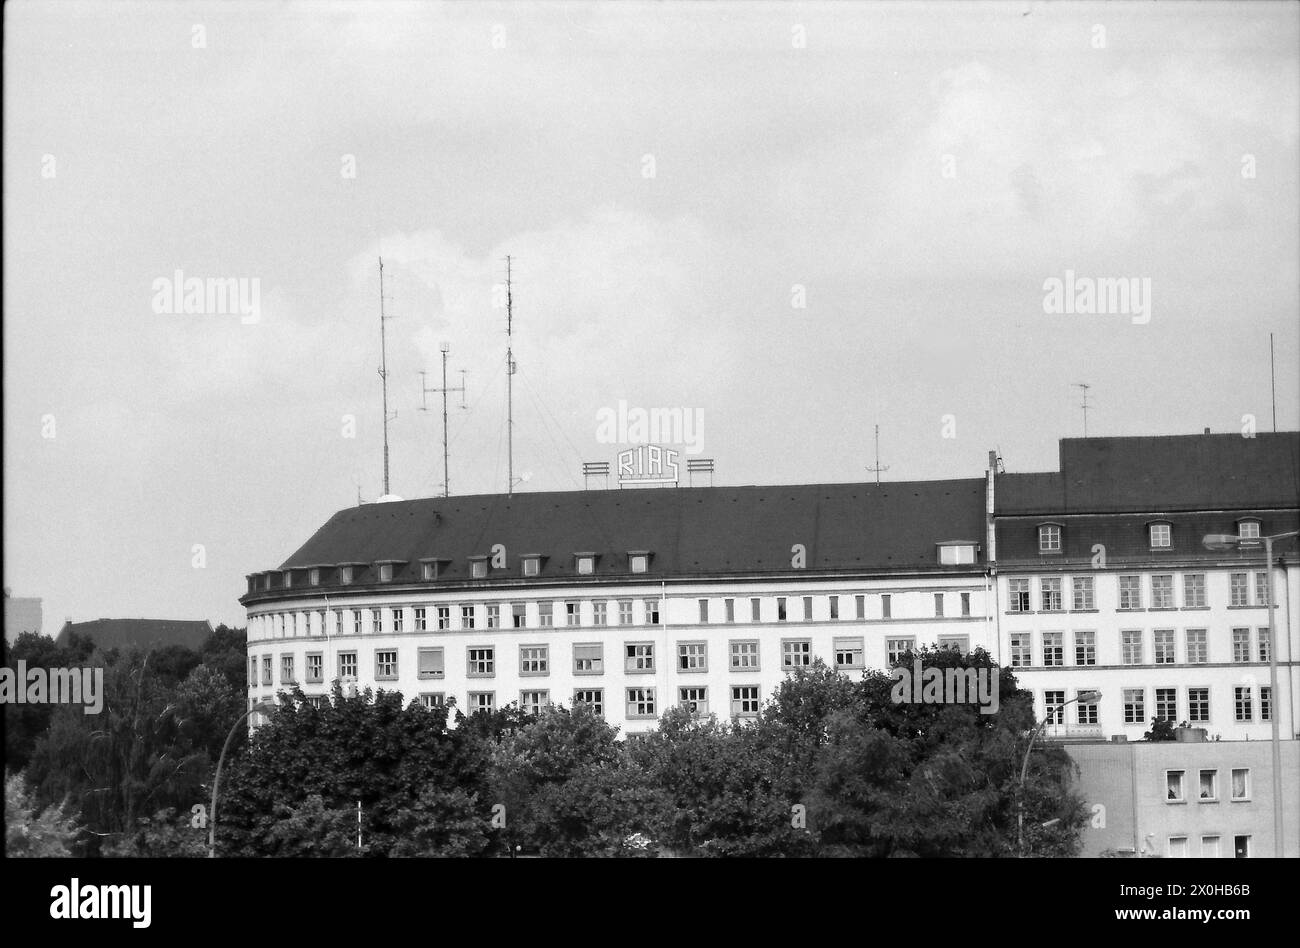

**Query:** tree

left=5, top=772, right=79, bottom=857
left=1144, top=717, right=1176, bottom=742
left=102, top=807, right=209, bottom=858
left=3, top=630, right=96, bottom=771
left=199, top=625, right=248, bottom=694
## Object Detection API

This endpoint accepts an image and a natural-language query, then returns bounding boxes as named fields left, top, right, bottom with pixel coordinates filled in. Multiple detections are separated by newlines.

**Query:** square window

left=626, top=687, right=656, bottom=718
left=1038, top=524, right=1061, bottom=552
left=379, top=563, right=394, bottom=582
left=468, top=691, right=495, bottom=714
left=730, top=640, right=760, bottom=670
left=420, top=693, right=445, bottom=709
left=520, top=690, right=549, bottom=715
left=338, top=652, right=357, bottom=679
left=937, top=635, right=968, bottom=653
left=1201, top=836, right=1221, bottom=858
left=573, top=644, right=604, bottom=675
left=1238, top=520, right=1260, bottom=540
left=1150, top=523, right=1171, bottom=548
left=886, top=637, right=914, bottom=665
left=519, top=645, right=549, bottom=676
left=625, top=643, right=655, bottom=673
left=577, top=556, right=594, bottom=575
left=678, top=686, right=708, bottom=715
left=1168, top=836, right=1188, bottom=858
left=375, top=650, right=398, bottom=679
left=523, top=558, right=540, bottom=577
left=731, top=685, right=760, bottom=717
left=834, top=637, right=864, bottom=670
left=467, top=646, right=495, bottom=677
left=471, top=559, right=488, bottom=579
left=418, top=647, right=445, bottom=679
left=629, top=554, right=648, bottom=574
left=781, top=639, right=811, bottom=669
left=678, top=642, right=708, bottom=672
left=573, top=688, right=603, bottom=717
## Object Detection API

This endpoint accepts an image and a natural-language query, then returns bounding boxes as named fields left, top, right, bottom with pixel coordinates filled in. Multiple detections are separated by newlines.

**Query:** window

left=1074, top=631, right=1096, bottom=666
left=828, top=596, right=838, bottom=620
left=341, top=565, right=354, bottom=585
left=751, top=598, right=761, bottom=622
left=1230, top=573, right=1248, bottom=607
left=1076, top=689, right=1098, bottom=725
left=679, top=687, right=708, bottom=715
left=1261, top=686, right=1272, bottom=721
left=1234, top=836, right=1250, bottom=859
left=467, top=647, right=495, bottom=677
left=937, top=635, right=968, bottom=653
left=629, top=554, right=648, bottom=574
left=1184, top=573, right=1206, bottom=608
left=393, top=608, right=404, bottom=634
left=462, top=605, right=476, bottom=629
left=1119, top=575, right=1141, bottom=610
left=626, top=687, right=656, bottom=718
left=938, top=543, right=976, bottom=565
left=419, top=693, right=445, bottom=709
left=730, top=640, right=759, bottom=670
left=725, top=598, right=735, bottom=622
left=1038, top=524, right=1061, bottom=552
left=577, top=555, right=594, bottom=575
left=573, top=643, right=603, bottom=675
left=334, top=610, right=344, bottom=636
left=431, top=605, right=446, bottom=630
left=934, top=593, right=945, bottom=617
left=511, top=603, right=526, bottom=629
left=1238, top=520, right=1260, bottom=540
left=305, top=653, right=323, bottom=684
left=1010, top=633, right=1031, bottom=667
left=1255, top=572, right=1269, bottom=605
left=281, top=654, right=295, bottom=684
left=1008, top=579, right=1029, bottom=612
left=1044, top=690, right=1066, bottom=724
left=1040, top=578, right=1062, bottom=612
left=470, top=559, right=488, bottom=579
left=1231, top=769, right=1250, bottom=801
left=468, top=692, right=495, bottom=714
left=1166, top=770, right=1186, bottom=802
left=803, top=596, right=813, bottom=620
left=1198, top=770, right=1218, bottom=801
left=1042, top=632, right=1063, bottom=667
left=593, top=601, right=607, bottom=626
left=418, top=647, right=445, bottom=679
left=421, top=561, right=437, bottom=581
left=856, top=594, right=866, bottom=619
left=262, top=655, right=272, bottom=685
left=625, top=643, right=654, bottom=673
left=486, top=604, right=500, bottom=628
left=309, top=568, right=320, bottom=586
left=519, top=645, right=549, bottom=676
left=834, top=637, right=864, bottom=670
left=1154, top=629, right=1175, bottom=664
left=573, top=688, right=603, bottom=717
left=731, top=685, right=760, bottom=717
left=1232, top=628, right=1251, bottom=663
left=1150, top=575, right=1174, bottom=609
left=375, top=650, right=397, bottom=679
left=644, top=599, right=660, bottom=625
left=538, top=602, right=553, bottom=627
left=1123, top=688, right=1145, bottom=724
left=1257, top=628, right=1270, bottom=662
left=520, top=690, right=548, bottom=715
left=1149, top=523, right=1171, bottom=548
left=1155, top=688, right=1177, bottom=723
left=338, top=652, right=357, bottom=679
left=1201, top=836, right=1221, bottom=858
left=961, top=592, right=971, bottom=617
left=1234, top=686, right=1252, bottom=722
left=880, top=594, right=891, bottom=618
left=1188, top=687, right=1209, bottom=723
left=371, top=609, right=382, bottom=634
left=678, top=642, right=708, bottom=672
left=522, top=557, right=540, bottom=577
left=248, top=657, right=257, bottom=687
left=781, top=639, right=812, bottom=669
left=886, top=637, right=914, bottom=665
left=565, top=602, right=579, bottom=626
left=1168, top=837, right=1188, bottom=858
left=777, top=597, right=787, bottom=621
left=378, top=563, right=394, bottom=582
left=1186, top=629, right=1207, bottom=664
left=1121, top=630, right=1143, bottom=665
left=618, top=600, right=633, bottom=626
left=414, top=607, right=427, bottom=632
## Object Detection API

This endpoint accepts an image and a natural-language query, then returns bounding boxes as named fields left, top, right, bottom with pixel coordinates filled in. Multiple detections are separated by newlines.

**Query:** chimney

left=1203, top=427, right=1210, bottom=435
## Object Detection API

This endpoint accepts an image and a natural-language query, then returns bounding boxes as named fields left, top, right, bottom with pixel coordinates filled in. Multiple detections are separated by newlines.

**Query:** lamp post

left=1017, top=690, right=1101, bottom=857
left=1204, top=529, right=1298, bottom=858
left=209, top=701, right=276, bottom=858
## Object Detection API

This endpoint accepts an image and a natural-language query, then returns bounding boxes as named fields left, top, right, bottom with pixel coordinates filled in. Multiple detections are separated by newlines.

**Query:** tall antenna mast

left=420, top=344, right=467, bottom=498
left=378, top=257, right=396, bottom=495
left=1074, top=383, right=1091, bottom=436
left=505, top=255, right=517, bottom=496
left=1270, top=332, right=1277, bottom=432
left=866, top=424, right=889, bottom=484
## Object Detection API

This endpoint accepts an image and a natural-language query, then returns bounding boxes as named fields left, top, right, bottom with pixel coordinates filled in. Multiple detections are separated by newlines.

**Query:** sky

left=4, top=0, right=1298, bottom=631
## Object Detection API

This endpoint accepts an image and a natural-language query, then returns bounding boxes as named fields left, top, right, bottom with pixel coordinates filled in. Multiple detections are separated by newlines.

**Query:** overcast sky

left=5, top=0, right=1298, bottom=631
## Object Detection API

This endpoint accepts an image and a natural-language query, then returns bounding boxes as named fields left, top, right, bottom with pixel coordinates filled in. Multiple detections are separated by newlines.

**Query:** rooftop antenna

left=420, top=344, right=467, bottom=498
left=1074, top=383, right=1091, bottom=437
left=1270, top=332, right=1277, bottom=432
left=866, top=424, right=889, bottom=484
left=377, top=258, right=397, bottom=495
left=505, top=255, right=518, bottom=496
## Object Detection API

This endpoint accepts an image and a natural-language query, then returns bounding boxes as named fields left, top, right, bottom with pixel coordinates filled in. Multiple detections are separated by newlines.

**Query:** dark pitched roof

left=56, top=619, right=214, bottom=652
left=997, top=432, right=1300, bottom=515
left=266, top=479, right=987, bottom=588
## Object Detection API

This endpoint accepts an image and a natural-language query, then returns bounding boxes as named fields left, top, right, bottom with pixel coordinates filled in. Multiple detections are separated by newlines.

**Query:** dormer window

left=263, top=573, right=273, bottom=590
left=1238, top=519, right=1261, bottom=542
left=521, top=555, right=543, bottom=578
left=309, top=568, right=320, bottom=586
left=575, top=553, right=597, bottom=576
left=379, top=563, right=393, bottom=582
left=1149, top=522, right=1172, bottom=549
left=340, top=565, right=354, bottom=585
left=283, top=570, right=294, bottom=588
left=1038, top=524, right=1062, bottom=554
left=469, top=556, right=488, bottom=579
left=629, top=551, right=651, bottom=574
left=937, top=542, right=977, bottom=565
left=420, top=558, right=449, bottom=581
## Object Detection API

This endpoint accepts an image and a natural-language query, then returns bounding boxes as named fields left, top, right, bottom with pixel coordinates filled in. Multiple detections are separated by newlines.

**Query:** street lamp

left=209, top=700, right=276, bottom=858
left=1017, top=689, right=1102, bottom=857
left=1203, top=528, right=1299, bottom=858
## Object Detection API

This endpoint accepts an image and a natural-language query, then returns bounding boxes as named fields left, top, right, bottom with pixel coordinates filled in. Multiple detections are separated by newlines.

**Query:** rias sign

left=617, top=444, right=679, bottom=487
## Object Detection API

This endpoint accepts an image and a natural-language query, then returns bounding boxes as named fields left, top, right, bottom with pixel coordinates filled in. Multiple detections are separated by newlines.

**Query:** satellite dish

left=376, top=494, right=404, bottom=503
